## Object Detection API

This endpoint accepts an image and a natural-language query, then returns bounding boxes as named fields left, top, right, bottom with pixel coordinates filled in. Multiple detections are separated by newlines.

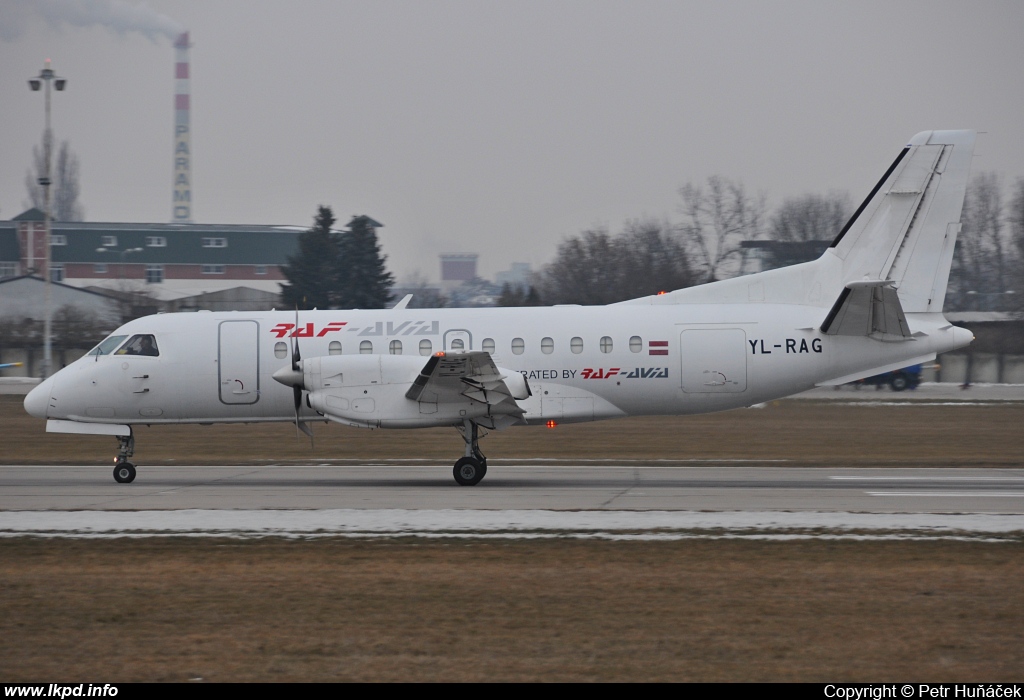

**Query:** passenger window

left=570, top=337, right=583, bottom=354
left=541, top=337, right=554, bottom=354
left=629, top=336, right=642, bottom=353
left=482, top=338, right=495, bottom=354
left=274, top=342, right=288, bottom=359
left=359, top=340, right=373, bottom=354
left=329, top=341, right=342, bottom=356
left=600, top=336, right=613, bottom=354
left=511, top=338, right=525, bottom=355
left=390, top=339, right=403, bottom=355
left=419, top=339, right=433, bottom=356
left=88, top=335, right=128, bottom=356
left=116, top=334, right=159, bottom=357
left=451, top=338, right=465, bottom=351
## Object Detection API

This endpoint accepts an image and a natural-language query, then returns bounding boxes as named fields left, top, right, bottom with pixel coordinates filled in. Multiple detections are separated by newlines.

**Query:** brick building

left=0, top=208, right=302, bottom=302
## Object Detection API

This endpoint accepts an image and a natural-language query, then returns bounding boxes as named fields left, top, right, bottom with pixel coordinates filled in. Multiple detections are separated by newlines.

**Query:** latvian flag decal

left=649, top=340, right=668, bottom=355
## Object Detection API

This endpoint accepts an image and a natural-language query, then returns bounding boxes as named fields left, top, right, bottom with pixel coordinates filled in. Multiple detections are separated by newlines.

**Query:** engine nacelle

left=299, top=354, right=526, bottom=429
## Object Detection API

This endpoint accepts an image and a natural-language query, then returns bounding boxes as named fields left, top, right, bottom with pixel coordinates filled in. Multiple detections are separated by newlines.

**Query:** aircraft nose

left=23, top=376, right=56, bottom=419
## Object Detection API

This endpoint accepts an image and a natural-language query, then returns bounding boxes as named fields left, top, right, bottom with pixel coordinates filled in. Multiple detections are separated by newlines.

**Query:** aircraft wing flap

left=405, top=352, right=525, bottom=413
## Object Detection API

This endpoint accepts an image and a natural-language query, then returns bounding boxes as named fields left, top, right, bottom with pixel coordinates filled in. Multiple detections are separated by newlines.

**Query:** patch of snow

left=0, top=509, right=1022, bottom=540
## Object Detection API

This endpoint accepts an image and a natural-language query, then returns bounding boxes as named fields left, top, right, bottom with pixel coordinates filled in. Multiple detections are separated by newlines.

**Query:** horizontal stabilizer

left=820, top=280, right=911, bottom=340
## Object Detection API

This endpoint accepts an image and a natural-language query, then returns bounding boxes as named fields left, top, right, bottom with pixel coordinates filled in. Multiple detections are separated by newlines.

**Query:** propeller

left=272, top=308, right=313, bottom=445
left=291, top=308, right=314, bottom=444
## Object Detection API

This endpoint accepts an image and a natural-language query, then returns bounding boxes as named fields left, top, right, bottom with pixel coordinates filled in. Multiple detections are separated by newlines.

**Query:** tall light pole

left=28, top=59, right=67, bottom=380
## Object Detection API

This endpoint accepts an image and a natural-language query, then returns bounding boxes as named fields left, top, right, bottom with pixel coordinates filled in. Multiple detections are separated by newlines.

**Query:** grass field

left=1, top=538, right=1022, bottom=682
left=3, top=396, right=1022, bottom=681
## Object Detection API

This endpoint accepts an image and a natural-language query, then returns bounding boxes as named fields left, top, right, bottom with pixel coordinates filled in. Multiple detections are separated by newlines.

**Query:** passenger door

left=218, top=320, right=260, bottom=404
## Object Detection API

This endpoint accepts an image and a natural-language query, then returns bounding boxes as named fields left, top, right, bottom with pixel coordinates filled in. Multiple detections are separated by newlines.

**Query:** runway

left=2, top=464, right=1023, bottom=538
left=3, top=463, right=1024, bottom=512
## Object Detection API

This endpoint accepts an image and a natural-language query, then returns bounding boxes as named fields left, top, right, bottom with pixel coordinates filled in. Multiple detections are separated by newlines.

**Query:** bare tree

left=52, top=305, right=111, bottom=350
left=539, top=227, right=619, bottom=305
left=768, top=191, right=852, bottom=243
left=677, top=176, right=766, bottom=282
left=397, top=271, right=449, bottom=309
left=24, top=134, right=84, bottom=221
left=617, top=218, right=694, bottom=294
left=538, top=218, right=693, bottom=305
left=52, top=141, right=84, bottom=221
left=952, top=172, right=1009, bottom=309
left=1007, top=177, right=1024, bottom=311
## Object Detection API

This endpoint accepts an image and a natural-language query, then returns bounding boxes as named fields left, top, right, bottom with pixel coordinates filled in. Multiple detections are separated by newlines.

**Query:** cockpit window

left=115, top=334, right=160, bottom=357
left=88, top=335, right=128, bottom=356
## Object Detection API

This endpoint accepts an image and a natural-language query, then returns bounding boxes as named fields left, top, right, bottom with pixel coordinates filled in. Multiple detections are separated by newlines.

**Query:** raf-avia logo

left=581, top=367, right=669, bottom=379
left=270, top=322, right=347, bottom=338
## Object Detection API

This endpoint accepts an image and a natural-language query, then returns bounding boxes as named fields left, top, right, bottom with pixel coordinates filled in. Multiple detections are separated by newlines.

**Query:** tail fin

left=624, top=130, right=975, bottom=311
left=828, top=129, right=975, bottom=312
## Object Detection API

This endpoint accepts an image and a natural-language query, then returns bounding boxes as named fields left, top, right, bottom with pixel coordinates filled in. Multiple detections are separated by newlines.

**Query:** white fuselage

left=27, top=303, right=970, bottom=429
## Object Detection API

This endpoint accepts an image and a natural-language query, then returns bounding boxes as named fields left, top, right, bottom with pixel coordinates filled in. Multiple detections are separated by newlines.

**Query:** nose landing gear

left=454, top=420, right=487, bottom=486
left=112, top=432, right=136, bottom=484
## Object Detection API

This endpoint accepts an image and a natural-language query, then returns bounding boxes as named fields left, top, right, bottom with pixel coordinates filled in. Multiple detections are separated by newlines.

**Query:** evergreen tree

left=280, top=206, right=341, bottom=309
left=498, top=283, right=544, bottom=306
left=524, top=285, right=542, bottom=306
left=337, top=215, right=393, bottom=309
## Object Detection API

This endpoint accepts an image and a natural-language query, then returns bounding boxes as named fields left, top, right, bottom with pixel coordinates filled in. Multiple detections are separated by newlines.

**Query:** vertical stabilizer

left=828, top=130, right=975, bottom=312
left=618, top=130, right=976, bottom=311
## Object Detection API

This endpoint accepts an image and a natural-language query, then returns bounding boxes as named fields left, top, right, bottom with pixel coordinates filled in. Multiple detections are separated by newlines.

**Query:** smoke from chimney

left=0, top=0, right=183, bottom=43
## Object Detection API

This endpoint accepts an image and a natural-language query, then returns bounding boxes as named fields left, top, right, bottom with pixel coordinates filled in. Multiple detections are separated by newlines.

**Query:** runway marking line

left=834, top=476, right=1024, bottom=481
left=867, top=491, right=1024, bottom=498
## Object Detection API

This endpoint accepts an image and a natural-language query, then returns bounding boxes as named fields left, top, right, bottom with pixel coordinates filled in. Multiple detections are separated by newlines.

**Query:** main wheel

left=113, top=462, right=137, bottom=484
left=453, top=456, right=486, bottom=486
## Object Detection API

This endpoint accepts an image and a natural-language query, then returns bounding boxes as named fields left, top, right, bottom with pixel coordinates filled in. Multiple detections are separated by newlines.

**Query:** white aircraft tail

left=626, top=130, right=976, bottom=314
left=827, top=129, right=975, bottom=313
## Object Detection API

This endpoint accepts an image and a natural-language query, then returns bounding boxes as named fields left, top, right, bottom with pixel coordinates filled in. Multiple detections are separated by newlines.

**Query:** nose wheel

left=112, top=432, right=137, bottom=484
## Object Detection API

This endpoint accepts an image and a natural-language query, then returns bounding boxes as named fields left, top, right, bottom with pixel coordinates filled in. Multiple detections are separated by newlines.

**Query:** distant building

left=0, top=208, right=302, bottom=303
left=0, top=274, right=120, bottom=325
left=495, top=262, right=532, bottom=289
left=439, top=253, right=478, bottom=294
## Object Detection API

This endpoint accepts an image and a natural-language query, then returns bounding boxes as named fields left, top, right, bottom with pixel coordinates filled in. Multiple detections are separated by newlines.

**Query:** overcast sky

left=1, top=0, right=1022, bottom=283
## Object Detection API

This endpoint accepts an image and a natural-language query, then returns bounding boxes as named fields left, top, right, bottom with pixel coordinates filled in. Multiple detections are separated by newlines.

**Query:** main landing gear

left=112, top=432, right=137, bottom=484
left=454, top=420, right=487, bottom=486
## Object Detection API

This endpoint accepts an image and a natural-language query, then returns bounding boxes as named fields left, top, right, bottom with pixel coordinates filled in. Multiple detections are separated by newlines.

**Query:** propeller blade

left=291, top=307, right=301, bottom=371
left=290, top=306, right=312, bottom=448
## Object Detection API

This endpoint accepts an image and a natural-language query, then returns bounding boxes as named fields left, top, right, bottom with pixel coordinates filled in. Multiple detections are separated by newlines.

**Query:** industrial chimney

left=172, top=31, right=192, bottom=222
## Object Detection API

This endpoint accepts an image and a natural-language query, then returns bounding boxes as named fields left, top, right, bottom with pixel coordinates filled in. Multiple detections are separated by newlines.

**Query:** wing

left=405, top=351, right=530, bottom=420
